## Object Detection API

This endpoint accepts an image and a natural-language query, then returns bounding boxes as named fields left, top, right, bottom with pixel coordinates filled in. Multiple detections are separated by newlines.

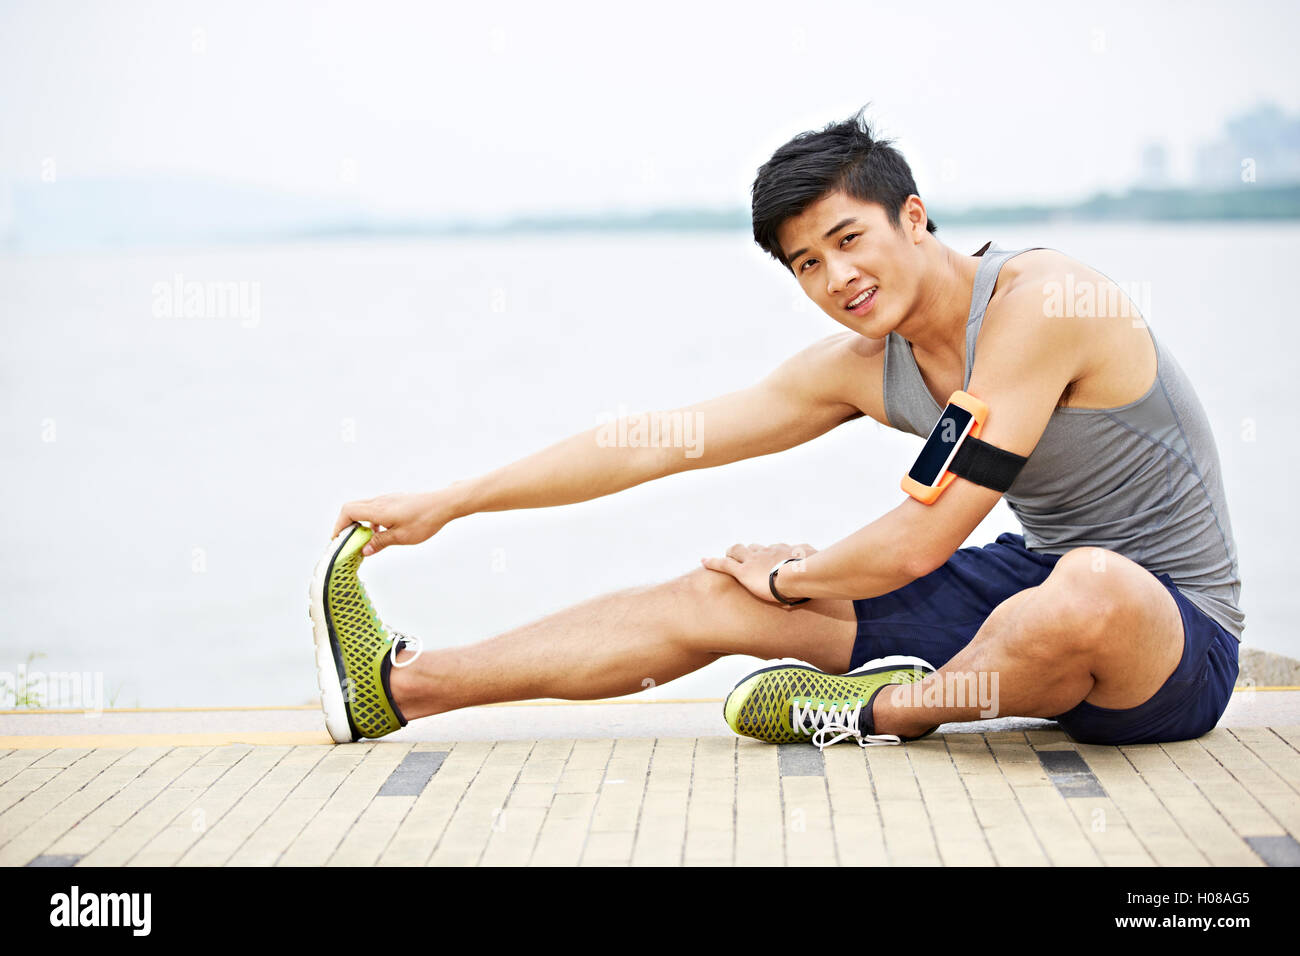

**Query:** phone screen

left=908, top=404, right=975, bottom=487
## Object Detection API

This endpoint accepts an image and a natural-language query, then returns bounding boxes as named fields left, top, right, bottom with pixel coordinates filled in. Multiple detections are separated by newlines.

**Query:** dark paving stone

left=397, top=751, right=446, bottom=772
left=1245, top=834, right=1300, bottom=867
left=1037, top=751, right=1089, bottom=774
left=778, top=744, right=824, bottom=777
left=377, top=750, right=448, bottom=796
left=1036, top=749, right=1107, bottom=798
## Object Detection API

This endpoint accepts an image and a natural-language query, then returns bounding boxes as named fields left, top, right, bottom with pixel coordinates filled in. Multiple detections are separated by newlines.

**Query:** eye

left=799, top=233, right=858, bottom=272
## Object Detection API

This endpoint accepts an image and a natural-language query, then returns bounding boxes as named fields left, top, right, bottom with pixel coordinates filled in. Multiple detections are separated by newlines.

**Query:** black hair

left=751, top=105, right=937, bottom=269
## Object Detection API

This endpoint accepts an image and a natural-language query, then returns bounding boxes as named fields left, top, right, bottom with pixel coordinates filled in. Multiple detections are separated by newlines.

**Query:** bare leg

left=871, top=548, right=1186, bottom=737
left=389, top=567, right=860, bottom=720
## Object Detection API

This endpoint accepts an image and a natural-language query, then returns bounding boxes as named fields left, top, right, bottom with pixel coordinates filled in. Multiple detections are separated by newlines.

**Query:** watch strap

left=769, top=558, right=810, bottom=606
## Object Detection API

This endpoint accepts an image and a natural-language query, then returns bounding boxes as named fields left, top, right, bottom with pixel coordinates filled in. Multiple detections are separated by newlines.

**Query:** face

left=776, top=190, right=925, bottom=337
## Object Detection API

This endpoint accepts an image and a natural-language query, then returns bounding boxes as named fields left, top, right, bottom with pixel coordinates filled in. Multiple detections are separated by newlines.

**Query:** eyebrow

left=785, top=217, right=858, bottom=267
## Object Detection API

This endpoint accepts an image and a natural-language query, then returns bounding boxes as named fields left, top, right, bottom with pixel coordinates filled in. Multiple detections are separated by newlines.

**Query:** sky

left=1, top=0, right=1297, bottom=220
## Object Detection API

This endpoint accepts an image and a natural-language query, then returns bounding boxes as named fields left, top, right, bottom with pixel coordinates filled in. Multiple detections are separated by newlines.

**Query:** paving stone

left=7, top=725, right=1298, bottom=867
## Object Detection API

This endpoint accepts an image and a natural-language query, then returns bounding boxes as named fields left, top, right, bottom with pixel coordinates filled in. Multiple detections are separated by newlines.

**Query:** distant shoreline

left=5, top=182, right=1299, bottom=253
left=296, top=184, right=1300, bottom=239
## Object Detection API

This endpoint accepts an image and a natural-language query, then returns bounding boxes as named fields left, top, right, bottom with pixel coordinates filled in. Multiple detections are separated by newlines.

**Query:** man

left=311, top=107, right=1243, bottom=749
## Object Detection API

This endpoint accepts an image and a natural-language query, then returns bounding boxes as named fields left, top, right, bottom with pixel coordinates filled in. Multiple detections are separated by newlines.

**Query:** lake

left=0, top=222, right=1294, bottom=707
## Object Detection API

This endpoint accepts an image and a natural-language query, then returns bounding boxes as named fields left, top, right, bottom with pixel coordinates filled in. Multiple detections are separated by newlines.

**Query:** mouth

left=845, top=285, right=878, bottom=314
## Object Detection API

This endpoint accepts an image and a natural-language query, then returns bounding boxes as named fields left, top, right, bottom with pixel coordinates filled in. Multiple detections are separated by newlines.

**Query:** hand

left=331, top=490, right=451, bottom=556
left=699, top=542, right=819, bottom=605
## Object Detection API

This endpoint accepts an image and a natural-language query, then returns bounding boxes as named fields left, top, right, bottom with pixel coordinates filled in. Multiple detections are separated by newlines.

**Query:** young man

left=311, top=108, right=1243, bottom=749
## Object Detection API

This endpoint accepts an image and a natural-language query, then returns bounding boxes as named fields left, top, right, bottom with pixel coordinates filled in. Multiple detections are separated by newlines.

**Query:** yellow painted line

left=0, top=698, right=726, bottom=716
left=1233, top=686, right=1300, bottom=692
left=0, top=732, right=332, bottom=750
left=0, top=705, right=320, bottom=715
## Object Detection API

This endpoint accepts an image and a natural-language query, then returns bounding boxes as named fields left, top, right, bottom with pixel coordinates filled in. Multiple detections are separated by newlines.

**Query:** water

left=1, top=223, right=1295, bottom=708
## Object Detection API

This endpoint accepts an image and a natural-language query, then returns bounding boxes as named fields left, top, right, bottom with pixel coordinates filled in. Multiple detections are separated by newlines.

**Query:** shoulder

left=988, top=249, right=1075, bottom=325
left=990, top=247, right=1124, bottom=330
left=981, top=250, right=1093, bottom=389
left=822, top=331, right=890, bottom=425
left=773, top=331, right=890, bottom=426
left=966, top=250, right=1099, bottom=422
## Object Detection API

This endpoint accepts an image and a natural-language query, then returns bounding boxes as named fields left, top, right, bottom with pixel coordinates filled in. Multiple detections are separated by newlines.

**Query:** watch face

left=908, top=403, right=975, bottom=487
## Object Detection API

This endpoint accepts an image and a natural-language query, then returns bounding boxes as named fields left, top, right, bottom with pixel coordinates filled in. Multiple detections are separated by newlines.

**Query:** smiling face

left=777, top=190, right=927, bottom=337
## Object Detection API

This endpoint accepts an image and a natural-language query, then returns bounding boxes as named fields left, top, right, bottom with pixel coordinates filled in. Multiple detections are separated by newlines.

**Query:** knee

left=659, top=566, right=754, bottom=640
left=672, top=565, right=748, bottom=606
left=1036, top=549, right=1128, bottom=646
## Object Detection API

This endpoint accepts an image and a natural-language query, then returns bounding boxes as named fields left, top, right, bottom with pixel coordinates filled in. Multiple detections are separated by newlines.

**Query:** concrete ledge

left=1239, top=648, right=1300, bottom=687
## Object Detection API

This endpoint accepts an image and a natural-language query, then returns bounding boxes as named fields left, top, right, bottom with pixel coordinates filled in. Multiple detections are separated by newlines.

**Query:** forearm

left=773, top=504, right=927, bottom=601
left=447, top=419, right=675, bottom=518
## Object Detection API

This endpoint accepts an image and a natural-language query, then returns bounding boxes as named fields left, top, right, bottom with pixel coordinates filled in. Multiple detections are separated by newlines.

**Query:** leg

left=389, top=567, right=859, bottom=720
left=871, top=547, right=1185, bottom=737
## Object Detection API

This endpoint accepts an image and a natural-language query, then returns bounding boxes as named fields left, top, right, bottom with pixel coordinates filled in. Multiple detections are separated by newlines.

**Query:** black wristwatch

left=768, top=558, right=810, bottom=606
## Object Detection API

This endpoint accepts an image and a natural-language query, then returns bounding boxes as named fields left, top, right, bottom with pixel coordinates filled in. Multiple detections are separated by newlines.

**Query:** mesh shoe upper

left=724, top=662, right=934, bottom=749
left=323, top=525, right=408, bottom=741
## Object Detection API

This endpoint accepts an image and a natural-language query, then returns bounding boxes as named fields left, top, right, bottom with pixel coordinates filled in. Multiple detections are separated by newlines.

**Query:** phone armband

left=900, top=390, right=1029, bottom=504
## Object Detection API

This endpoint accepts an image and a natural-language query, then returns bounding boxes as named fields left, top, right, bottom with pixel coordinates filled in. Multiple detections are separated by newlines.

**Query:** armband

left=900, top=390, right=1028, bottom=504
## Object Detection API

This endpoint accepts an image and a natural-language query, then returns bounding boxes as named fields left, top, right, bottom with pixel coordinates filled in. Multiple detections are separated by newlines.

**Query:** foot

left=309, top=522, right=413, bottom=743
left=723, top=655, right=938, bottom=750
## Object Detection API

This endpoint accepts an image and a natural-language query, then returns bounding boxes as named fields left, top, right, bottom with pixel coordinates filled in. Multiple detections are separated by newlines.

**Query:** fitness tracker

left=901, top=390, right=1029, bottom=504
left=768, top=558, right=810, bottom=606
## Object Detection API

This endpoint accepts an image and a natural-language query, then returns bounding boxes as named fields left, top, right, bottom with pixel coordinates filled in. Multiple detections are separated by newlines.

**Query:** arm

left=460, top=332, right=865, bottom=512
left=335, top=333, right=868, bottom=553
left=709, top=291, right=1083, bottom=601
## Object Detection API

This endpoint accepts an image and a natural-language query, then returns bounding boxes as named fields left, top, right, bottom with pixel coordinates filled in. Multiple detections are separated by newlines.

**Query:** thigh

left=1038, top=547, right=1186, bottom=710
left=850, top=532, right=1059, bottom=671
left=1050, top=572, right=1240, bottom=745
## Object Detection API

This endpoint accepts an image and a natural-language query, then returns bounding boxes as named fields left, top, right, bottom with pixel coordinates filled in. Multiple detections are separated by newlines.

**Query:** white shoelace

left=791, top=699, right=903, bottom=751
left=388, top=630, right=421, bottom=667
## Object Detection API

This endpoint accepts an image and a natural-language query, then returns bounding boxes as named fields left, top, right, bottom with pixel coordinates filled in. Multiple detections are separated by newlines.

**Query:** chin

left=850, top=310, right=892, bottom=339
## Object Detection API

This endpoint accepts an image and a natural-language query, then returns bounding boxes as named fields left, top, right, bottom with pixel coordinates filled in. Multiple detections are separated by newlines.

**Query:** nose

left=826, top=256, right=861, bottom=297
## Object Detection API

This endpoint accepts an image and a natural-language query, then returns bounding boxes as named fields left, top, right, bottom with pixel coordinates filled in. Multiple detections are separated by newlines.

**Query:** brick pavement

left=4, top=724, right=1299, bottom=867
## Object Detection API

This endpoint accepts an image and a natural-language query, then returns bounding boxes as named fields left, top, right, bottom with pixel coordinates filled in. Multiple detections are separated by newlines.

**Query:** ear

left=903, top=195, right=928, bottom=241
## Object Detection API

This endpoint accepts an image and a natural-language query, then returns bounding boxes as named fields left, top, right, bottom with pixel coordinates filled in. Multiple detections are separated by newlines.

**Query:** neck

left=896, top=242, right=981, bottom=368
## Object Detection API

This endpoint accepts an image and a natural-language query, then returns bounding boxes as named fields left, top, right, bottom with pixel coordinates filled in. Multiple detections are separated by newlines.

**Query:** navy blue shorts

left=850, top=532, right=1240, bottom=745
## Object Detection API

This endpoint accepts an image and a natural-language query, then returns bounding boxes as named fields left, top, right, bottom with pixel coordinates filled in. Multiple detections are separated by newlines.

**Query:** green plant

left=0, top=651, right=48, bottom=709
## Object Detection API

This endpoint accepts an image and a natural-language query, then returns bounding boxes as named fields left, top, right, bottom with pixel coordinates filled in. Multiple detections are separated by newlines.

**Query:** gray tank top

left=883, top=242, right=1245, bottom=641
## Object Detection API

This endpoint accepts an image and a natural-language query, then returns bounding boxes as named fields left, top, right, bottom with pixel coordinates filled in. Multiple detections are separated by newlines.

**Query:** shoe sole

left=309, top=523, right=362, bottom=744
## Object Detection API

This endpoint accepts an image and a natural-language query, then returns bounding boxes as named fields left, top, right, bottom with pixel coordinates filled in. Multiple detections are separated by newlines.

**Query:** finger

left=748, top=543, right=763, bottom=552
left=726, top=544, right=748, bottom=561
left=362, top=527, right=397, bottom=556
left=333, top=504, right=364, bottom=538
left=700, top=556, right=742, bottom=576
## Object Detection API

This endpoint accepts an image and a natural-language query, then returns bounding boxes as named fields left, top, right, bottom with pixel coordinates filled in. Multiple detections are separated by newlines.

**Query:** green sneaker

left=309, top=522, right=413, bottom=743
left=723, top=656, right=937, bottom=750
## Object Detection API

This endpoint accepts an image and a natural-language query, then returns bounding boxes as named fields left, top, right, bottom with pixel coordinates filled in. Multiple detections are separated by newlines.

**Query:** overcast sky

left=2, top=0, right=1296, bottom=219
